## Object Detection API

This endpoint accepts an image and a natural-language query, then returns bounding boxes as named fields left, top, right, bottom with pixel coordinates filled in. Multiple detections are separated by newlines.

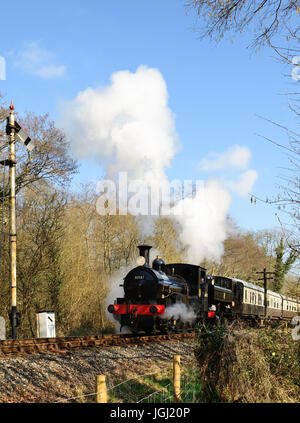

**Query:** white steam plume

left=172, top=179, right=232, bottom=263
left=161, top=303, right=197, bottom=323
left=59, top=66, right=254, bottom=264
left=59, top=65, right=178, bottom=185
left=105, top=264, right=135, bottom=333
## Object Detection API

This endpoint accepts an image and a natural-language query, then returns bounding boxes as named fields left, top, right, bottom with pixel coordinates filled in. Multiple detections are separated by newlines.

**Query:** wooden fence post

left=173, top=355, right=181, bottom=402
left=95, top=375, right=107, bottom=403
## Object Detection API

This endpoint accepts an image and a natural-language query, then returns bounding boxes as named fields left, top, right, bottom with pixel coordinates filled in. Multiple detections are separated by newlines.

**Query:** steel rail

left=0, top=332, right=196, bottom=355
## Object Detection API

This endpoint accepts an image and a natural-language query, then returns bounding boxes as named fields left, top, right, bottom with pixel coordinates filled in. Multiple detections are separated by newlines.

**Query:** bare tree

left=0, top=95, right=78, bottom=199
left=207, top=231, right=273, bottom=284
left=187, top=0, right=300, bottom=48
left=186, top=1, right=300, bottom=259
left=0, top=183, right=67, bottom=337
left=149, top=217, right=186, bottom=263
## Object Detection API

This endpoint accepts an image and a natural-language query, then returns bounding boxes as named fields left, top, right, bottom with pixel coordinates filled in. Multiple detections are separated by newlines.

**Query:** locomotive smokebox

left=137, top=245, right=152, bottom=267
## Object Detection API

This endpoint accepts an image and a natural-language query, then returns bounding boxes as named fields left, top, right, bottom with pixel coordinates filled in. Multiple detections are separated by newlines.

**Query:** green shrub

left=194, top=322, right=300, bottom=403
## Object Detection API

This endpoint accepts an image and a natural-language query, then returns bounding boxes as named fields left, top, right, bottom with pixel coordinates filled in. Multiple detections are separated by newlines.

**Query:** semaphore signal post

left=3, top=101, right=18, bottom=339
left=0, top=101, right=33, bottom=339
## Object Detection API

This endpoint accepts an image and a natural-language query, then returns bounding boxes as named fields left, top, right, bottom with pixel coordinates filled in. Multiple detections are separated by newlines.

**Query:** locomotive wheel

left=174, top=321, right=184, bottom=333
left=157, top=326, right=171, bottom=335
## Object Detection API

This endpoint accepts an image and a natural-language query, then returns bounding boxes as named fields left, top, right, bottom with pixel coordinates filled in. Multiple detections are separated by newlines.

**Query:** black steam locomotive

left=108, top=245, right=300, bottom=334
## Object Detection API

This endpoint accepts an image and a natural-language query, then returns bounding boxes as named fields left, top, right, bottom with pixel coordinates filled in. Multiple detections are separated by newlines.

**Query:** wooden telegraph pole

left=256, top=268, right=275, bottom=319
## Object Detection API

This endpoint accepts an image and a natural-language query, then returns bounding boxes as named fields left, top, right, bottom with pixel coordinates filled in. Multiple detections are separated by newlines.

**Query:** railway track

left=0, top=332, right=196, bottom=355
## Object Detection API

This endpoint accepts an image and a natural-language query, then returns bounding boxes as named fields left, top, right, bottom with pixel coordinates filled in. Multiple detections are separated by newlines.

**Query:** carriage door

left=234, top=282, right=243, bottom=310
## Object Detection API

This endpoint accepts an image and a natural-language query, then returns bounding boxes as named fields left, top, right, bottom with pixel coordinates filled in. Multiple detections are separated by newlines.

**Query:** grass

left=108, top=367, right=205, bottom=403
left=72, top=365, right=204, bottom=403
left=108, top=373, right=173, bottom=403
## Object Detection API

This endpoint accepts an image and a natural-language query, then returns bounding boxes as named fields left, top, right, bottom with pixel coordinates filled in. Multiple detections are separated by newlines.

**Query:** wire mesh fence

left=55, top=357, right=202, bottom=404
left=137, top=367, right=201, bottom=404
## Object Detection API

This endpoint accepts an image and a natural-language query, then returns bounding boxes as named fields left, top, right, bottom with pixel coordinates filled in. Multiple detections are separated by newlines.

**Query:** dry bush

left=195, top=322, right=300, bottom=403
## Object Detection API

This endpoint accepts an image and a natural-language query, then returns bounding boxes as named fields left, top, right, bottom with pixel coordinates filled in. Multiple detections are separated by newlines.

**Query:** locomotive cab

left=165, top=263, right=206, bottom=297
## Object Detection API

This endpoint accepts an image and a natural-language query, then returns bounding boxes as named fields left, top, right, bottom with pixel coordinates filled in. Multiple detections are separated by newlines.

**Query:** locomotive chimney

left=137, top=245, right=152, bottom=267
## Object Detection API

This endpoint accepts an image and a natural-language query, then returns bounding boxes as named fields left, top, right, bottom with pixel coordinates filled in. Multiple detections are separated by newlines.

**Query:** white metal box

left=36, top=311, right=56, bottom=338
left=0, top=316, right=5, bottom=340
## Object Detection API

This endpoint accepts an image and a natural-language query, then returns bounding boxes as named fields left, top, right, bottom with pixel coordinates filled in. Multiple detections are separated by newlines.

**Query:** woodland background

left=0, top=86, right=299, bottom=338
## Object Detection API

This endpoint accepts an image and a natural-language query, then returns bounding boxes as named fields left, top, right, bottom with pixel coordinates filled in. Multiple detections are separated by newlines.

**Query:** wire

left=54, top=368, right=170, bottom=403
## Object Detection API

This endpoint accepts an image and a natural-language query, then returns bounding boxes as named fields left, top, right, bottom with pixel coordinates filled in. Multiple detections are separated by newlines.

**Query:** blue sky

left=0, top=0, right=298, bottom=233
